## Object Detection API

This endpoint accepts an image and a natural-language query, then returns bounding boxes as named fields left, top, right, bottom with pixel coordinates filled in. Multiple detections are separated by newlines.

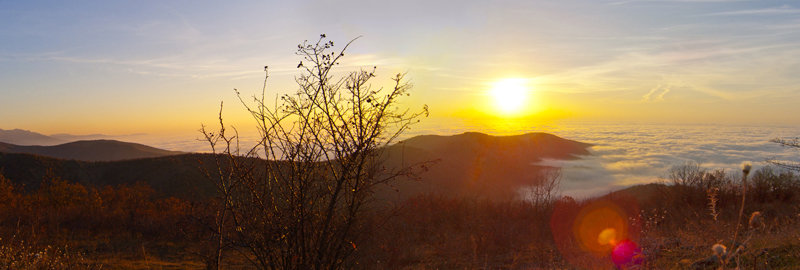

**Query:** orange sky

left=2, top=1, right=799, bottom=136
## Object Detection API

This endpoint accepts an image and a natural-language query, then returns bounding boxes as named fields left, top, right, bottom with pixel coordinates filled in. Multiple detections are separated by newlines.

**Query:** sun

left=489, top=78, right=530, bottom=115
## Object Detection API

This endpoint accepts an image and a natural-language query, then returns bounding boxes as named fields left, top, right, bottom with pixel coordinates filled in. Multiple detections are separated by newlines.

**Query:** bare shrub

left=751, top=165, right=798, bottom=203
left=668, top=161, right=705, bottom=187
left=768, top=138, right=800, bottom=171
left=520, top=167, right=562, bottom=208
left=200, top=35, right=427, bottom=269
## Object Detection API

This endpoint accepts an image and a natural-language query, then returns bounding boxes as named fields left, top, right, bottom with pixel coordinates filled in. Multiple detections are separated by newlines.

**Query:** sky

left=1, top=0, right=799, bottom=136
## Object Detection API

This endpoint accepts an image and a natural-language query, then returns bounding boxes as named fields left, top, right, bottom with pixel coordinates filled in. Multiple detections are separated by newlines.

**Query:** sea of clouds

left=127, top=120, right=800, bottom=199
left=537, top=123, right=800, bottom=198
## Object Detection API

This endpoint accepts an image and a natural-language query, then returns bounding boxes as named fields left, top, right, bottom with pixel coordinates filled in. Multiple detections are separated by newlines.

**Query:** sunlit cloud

left=533, top=123, right=800, bottom=198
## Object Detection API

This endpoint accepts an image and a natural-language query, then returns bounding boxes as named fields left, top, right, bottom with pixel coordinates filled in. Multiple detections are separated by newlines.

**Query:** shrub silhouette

left=769, top=138, right=800, bottom=172
left=199, top=34, right=427, bottom=269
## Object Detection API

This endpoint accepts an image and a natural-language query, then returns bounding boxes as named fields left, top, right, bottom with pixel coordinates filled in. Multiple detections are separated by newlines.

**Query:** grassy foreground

left=1, top=164, right=799, bottom=269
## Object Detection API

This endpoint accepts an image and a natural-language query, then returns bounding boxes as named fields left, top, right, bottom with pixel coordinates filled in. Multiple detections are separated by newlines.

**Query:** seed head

left=741, top=162, right=752, bottom=175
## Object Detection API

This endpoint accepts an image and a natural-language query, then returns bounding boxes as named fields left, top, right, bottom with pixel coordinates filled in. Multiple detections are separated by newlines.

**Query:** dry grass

left=1, top=164, right=799, bottom=268
left=0, top=237, right=100, bottom=269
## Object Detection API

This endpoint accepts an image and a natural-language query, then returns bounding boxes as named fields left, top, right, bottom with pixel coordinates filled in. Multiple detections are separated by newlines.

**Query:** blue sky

left=1, top=0, right=799, bottom=135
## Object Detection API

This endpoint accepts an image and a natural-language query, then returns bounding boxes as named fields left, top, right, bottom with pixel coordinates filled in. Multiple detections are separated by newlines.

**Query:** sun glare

left=489, top=78, right=530, bottom=116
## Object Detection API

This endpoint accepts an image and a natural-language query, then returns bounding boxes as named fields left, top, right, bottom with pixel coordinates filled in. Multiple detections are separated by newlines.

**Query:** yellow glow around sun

left=489, top=78, right=530, bottom=115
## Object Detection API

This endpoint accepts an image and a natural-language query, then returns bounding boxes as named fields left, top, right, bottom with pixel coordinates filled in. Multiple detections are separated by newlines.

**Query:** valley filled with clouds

left=539, top=123, right=800, bottom=197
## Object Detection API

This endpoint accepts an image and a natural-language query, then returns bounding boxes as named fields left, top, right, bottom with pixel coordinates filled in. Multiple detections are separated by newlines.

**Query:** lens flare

left=550, top=197, right=642, bottom=268
left=598, top=228, right=617, bottom=246
left=611, top=239, right=641, bottom=266
left=574, top=200, right=628, bottom=255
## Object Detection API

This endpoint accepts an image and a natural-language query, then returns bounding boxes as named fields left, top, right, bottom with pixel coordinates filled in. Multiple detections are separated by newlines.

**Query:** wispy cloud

left=705, top=5, right=800, bottom=16
left=609, top=0, right=751, bottom=5
left=530, top=31, right=800, bottom=103
left=11, top=50, right=403, bottom=80
left=642, top=84, right=670, bottom=102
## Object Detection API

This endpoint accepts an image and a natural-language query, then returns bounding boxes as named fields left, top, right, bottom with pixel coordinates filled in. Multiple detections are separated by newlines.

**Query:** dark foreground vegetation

left=1, top=163, right=800, bottom=269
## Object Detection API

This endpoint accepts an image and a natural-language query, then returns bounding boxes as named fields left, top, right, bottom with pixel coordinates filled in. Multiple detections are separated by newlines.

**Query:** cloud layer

left=535, top=123, right=800, bottom=197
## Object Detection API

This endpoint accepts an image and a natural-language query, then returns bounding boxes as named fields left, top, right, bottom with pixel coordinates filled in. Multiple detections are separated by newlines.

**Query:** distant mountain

left=0, top=140, right=184, bottom=161
left=50, top=133, right=115, bottom=141
left=380, top=132, right=592, bottom=199
left=0, top=128, right=66, bottom=146
left=0, top=128, right=129, bottom=146
left=0, top=131, right=592, bottom=200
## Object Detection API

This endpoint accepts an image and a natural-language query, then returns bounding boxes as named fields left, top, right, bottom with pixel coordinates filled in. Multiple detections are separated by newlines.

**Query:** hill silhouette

left=0, top=139, right=183, bottom=161
left=50, top=132, right=116, bottom=141
left=0, top=152, right=217, bottom=198
left=381, top=132, right=591, bottom=199
left=0, top=132, right=591, bottom=200
left=0, top=128, right=66, bottom=146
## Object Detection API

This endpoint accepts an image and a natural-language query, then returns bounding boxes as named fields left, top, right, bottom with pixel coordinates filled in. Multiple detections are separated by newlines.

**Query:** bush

left=199, top=34, right=427, bottom=269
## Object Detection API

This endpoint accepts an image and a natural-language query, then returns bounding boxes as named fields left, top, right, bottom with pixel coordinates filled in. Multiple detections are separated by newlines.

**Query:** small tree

left=521, top=167, right=562, bottom=209
left=200, top=34, right=427, bottom=269
left=667, top=161, right=705, bottom=187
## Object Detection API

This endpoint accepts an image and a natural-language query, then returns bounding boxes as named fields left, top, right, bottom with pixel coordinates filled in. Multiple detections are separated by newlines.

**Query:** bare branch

left=197, top=35, right=427, bottom=269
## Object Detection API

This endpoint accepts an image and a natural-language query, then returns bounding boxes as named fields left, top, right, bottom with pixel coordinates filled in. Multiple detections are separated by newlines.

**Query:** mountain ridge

left=381, top=131, right=591, bottom=199
left=0, top=139, right=184, bottom=161
left=0, top=131, right=592, bottom=200
left=0, top=128, right=66, bottom=146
